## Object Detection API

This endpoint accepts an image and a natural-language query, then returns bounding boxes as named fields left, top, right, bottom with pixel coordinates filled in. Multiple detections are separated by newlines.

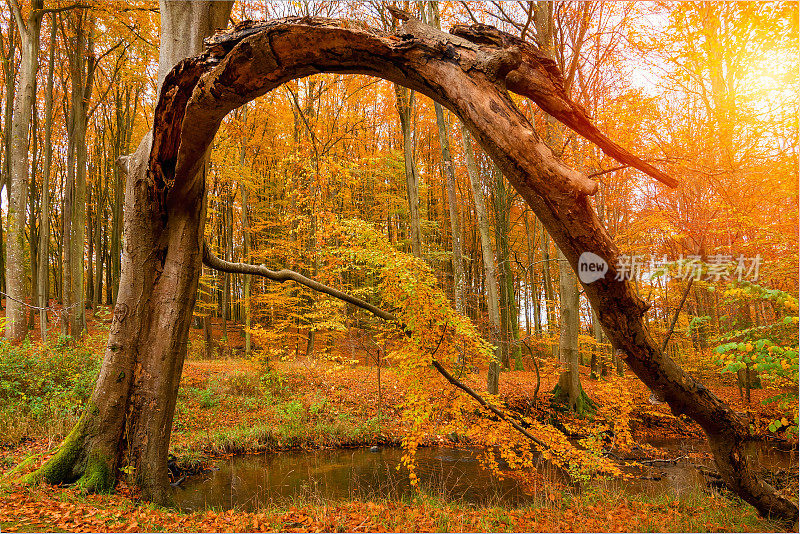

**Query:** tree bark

left=28, top=14, right=797, bottom=522
left=5, top=0, right=44, bottom=342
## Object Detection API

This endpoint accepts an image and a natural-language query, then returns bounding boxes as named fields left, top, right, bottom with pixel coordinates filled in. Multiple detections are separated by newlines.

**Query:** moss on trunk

left=75, top=451, right=114, bottom=493
left=22, top=404, right=114, bottom=493
left=551, top=380, right=596, bottom=417
left=23, top=418, right=87, bottom=486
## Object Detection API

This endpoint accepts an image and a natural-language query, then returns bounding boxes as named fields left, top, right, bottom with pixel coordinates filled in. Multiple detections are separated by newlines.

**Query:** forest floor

left=0, top=308, right=797, bottom=532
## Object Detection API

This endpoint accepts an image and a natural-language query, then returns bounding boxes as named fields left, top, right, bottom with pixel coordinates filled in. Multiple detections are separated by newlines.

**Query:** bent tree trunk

left=30, top=14, right=797, bottom=521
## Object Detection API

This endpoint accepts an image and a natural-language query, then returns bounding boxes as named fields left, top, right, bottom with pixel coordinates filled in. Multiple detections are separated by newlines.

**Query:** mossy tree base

left=21, top=416, right=115, bottom=494
left=551, top=381, right=596, bottom=417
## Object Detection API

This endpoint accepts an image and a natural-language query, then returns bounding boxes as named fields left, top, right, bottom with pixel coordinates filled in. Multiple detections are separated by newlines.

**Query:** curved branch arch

left=30, top=16, right=796, bottom=522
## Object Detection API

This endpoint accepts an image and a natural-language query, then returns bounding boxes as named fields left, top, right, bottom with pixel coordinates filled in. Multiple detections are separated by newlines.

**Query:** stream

left=173, top=439, right=797, bottom=512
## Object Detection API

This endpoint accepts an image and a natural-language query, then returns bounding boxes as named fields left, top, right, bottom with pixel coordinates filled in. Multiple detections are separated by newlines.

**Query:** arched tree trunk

left=29, top=13, right=797, bottom=522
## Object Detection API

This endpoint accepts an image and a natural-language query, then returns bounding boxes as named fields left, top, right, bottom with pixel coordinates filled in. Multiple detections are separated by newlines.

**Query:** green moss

left=3, top=452, right=41, bottom=480
left=23, top=416, right=114, bottom=493
left=551, top=382, right=596, bottom=417
left=75, top=451, right=113, bottom=493
left=22, top=420, right=85, bottom=486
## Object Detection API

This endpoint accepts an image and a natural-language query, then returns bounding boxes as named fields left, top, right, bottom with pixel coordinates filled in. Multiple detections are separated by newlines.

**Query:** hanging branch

left=202, top=240, right=547, bottom=449
left=661, top=278, right=694, bottom=353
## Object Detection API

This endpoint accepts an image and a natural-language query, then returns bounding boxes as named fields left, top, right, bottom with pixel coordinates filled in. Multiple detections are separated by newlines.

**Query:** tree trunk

left=111, top=86, right=137, bottom=302
left=86, top=185, right=95, bottom=305
left=553, top=246, right=593, bottom=414
left=5, top=0, right=44, bottom=342
left=0, top=22, right=17, bottom=300
left=93, top=170, right=104, bottom=308
left=28, top=84, right=39, bottom=329
left=394, top=84, right=422, bottom=258
left=539, top=229, right=557, bottom=354
left=427, top=2, right=465, bottom=313
left=492, top=167, right=519, bottom=368
left=62, top=9, right=95, bottom=338
left=240, top=104, right=252, bottom=356
left=221, top=190, right=231, bottom=343
left=38, top=14, right=56, bottom=342
left=30, top=0, right=233, bottom=503
left=462, top=124, right=502, bottom=395
left=28, top=14, right=797, bottom=522
left=524, top=212, right=542, bottom=336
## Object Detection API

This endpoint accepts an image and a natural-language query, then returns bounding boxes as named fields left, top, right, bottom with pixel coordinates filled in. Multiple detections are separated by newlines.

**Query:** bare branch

left=459, top=1, right=480, bottom=24
left=587, top=164, right=630, bottom=179
left=431, top=361, right=547, bottom=448
left=202, top=240, right=549, bottom=451
left=36, top=3, right=92, bottom=16
left=661, top=278, right=694, bottom=353
left=203, top=239, right=396, bottom=322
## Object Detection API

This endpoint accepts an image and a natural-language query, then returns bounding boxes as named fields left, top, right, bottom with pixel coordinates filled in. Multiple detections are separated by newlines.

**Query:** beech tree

left=5, top=0, right=44, bottom=342
left=26, top=9, right=797, bottom=524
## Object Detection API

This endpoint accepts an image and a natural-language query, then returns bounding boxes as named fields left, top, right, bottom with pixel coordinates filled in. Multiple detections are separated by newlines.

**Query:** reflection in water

left=175, top=447, right=530, bottom=511
left=173, top=441, right=797, bottom=512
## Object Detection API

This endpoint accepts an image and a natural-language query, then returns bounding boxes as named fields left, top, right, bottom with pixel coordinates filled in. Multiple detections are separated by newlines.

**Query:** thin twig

left=587, top=164, right=630, bottom=179
left=661, top=278, right=693, bottom=352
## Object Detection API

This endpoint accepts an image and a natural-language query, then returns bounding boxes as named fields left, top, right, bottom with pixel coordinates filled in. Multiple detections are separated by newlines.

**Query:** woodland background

left=0, top=1, right=798, bottom=532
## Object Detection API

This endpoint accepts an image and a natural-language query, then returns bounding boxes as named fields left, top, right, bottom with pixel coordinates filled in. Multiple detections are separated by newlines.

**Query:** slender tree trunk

left=221, top=190, right=231, bottom=343
left=0, top=18, right=18, bottom=300
left=427, top=1, right=465, bottom=313
left=63, top=9, right=95, bottom=338
left=240, top=104, right=252, bottom=356
left=394, top=84, right=422, bottom=258
left=492, top=168, right=518, bottom=368
left=553, top=246, right=592, bottom=414
left=38, top=14, right=56, bottom=342
left=462, top=124, right=502, bottom=394
left=111, top=87, right=137, bottom=302
left=540, top=228, right=556, bottom=349
left=28, top=84, right=39, bottom=329
left=524, top=212, right=541, bottom=335
left=87, top=185, right=95, bottom=305
left=93, top=169, right=104, bottom=307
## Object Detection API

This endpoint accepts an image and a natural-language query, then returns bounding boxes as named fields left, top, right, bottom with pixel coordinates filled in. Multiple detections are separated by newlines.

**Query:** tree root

left=551, top=382, right=596, bottom=417
left=21, top=415, right=114, bottom=494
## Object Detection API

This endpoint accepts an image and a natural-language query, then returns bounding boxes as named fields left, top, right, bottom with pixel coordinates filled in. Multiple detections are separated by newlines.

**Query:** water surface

left=173, top=440, right=797, bottom=511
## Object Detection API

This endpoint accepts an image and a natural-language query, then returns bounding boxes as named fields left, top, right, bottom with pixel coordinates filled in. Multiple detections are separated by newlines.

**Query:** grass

left=168, top=363, right=395, bottom=463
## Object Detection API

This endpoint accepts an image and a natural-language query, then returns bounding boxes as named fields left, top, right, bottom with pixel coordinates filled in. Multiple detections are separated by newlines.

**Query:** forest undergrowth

left=0, top=310, right=796, bottom=532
